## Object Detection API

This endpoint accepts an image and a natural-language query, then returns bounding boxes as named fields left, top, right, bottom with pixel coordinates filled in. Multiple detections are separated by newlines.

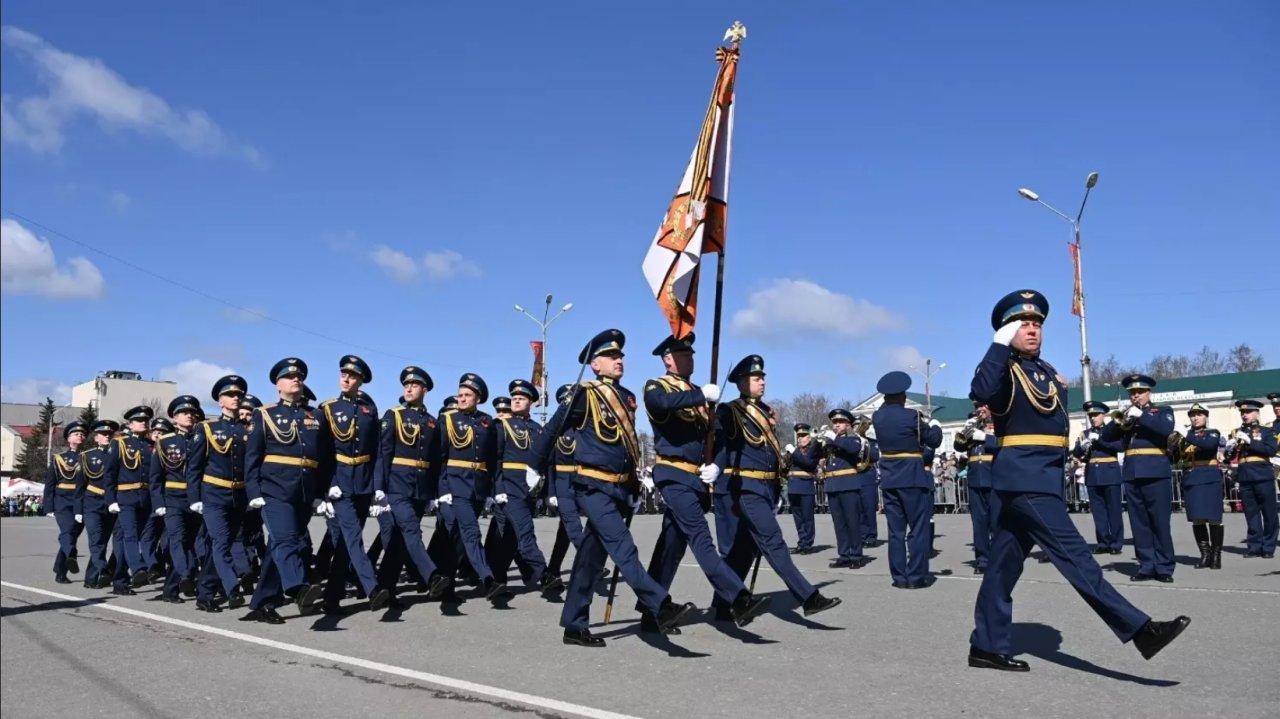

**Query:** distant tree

left=1079, top=343, right=1265, bottom=385
left=14, top=398, right=61, bottom=484
left=787, top=393, right=833, bottom=434
left=1147, top=354, right=1191, bottom=382
left=143, top=397, right=166, bottom=417
left=77, top=404, right=98, bottom=428
left=1188, top=346, right=1229, bottom=376
left=1226, top=344, right=1265, bottom=373
left=638, top=431, right=655, bottom=467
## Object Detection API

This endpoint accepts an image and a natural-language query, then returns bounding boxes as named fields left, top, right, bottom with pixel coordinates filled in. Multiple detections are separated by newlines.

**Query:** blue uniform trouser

left=113, top=502, right=149, bottom=573
left=426, top=503, right=464, bottom=580
left=882, top=487, right=933, bottom=585
left=860, top=486, right=879, bottom=544
left=162, top=510, right=201, bottom=595
left=485, top=502, right=530, bottom=583
left=968, top=487, right=998, bottom=570
left=83, top=510, right=115, bottom=586
left=377, top=497, right=439, bottom=590
left=827, top=490, right=865, bottom=561
left=1125, top=478, right=1174, bottom=576
left=241, top=510, right=266, bottom=565
left=547, top=481, right=585, bottom=575
left=1087, top=484, right=1124, bottom=552
left=323, top=494, right=381, bottom=605
left=142, top=512, right=164, bottom=570
left=788, top=493, right=816, bottom=549
left=495, top=495, right=547, bottom=584
left=194, top=528, right=222, bottom=602
left=251, top=501, right=311, bottom=610
left=450, top=497, right=494, bottom=583
left=711, top=491, right=816, bottom=613
left=52, top=508, right=81, bottom=577
left=110, top=520, right=130, bottom=590
left=203, top=502, right=246, bottom=596
left=561, top=486, right=668, bottom=632
left=971, top=491, right=1151, bottom=656
left=1239, top=480, right=1278, bottom=555
left=646, top=482, right=746, bottom=605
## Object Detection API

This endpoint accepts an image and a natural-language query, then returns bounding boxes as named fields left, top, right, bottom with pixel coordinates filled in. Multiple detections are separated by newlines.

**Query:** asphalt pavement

left=3, top=510, right=1277, bottom=718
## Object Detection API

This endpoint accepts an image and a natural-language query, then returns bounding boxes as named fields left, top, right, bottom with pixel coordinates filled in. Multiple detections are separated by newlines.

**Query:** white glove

left=993, top=320, right=1021, bottom=346
left=822, top=429, right=837, bottom=441
left=525, top=467, right=542, bottom=490
left=864, top=425, right=877, bottom=441
left=427, top=499, right=438, bottom=512
left=698, top=463, right=720, bottom=484
left=322, top=501, right=336, bottom=519
left=700, top=384, right=721, bottom=403
left=928, top=419, right=941, bottom=429
left=776, top=498, right=783, bottom=512
left=971, top=429, right=987, bottom=441
left=249, top=497, right=266, bottom=510
left=548, top=496, right=559, bottom=508
left=1234, top=431, right=1251, bottom=444
left=189, top=502, right=203, bottom=514
left=154, top=507, right=167, bottom=517
left=374, top=490, right=386, bottom=503
left=1125, top=405, right=1142, bottom=420
left=327, top=486, right=342, bottom=500
left=108, top=502, right=120, bottom=514
left=437, top=493, right=453, bottom=506
left=629, top=495, right=642, bottom=513
left=484, top=497, right=495, bottom=511
left=495, top=493, right=508, bottom=505
left=369, top=504, right=385, bottom=518
left=784, top=443, right=796, bottom=454
left=74, top=514, right=83, bottom=524
left=639, top=474, right=655, bottom=492
left=1086, top=431, right=1099, bottom=442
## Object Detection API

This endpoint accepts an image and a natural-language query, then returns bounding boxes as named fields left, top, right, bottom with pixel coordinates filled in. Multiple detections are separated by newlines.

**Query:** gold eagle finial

left=724, top=21, right=747, bottom=44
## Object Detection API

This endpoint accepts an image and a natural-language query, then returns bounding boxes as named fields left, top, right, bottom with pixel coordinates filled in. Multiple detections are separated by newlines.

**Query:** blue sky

left=2, top=1, right=1276, bottom=424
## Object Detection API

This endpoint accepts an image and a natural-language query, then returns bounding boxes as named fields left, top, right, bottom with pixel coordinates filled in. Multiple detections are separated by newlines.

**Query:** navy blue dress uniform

left=235, top=393, right=266, bottom=573
left=1177, top=404, right=1226, bottom=569
left=1231, top=399, right=1278, bottom=558
left=641, top=333, right=768, bottom=632
left=854, top=415, right=881, bottom=547
left=104, top=405, right=155, bottom=588
left=545, top=384, right=584, bottom=579
left=787, top=424, right=820, bottom=518
left=147, top=396, right=200, bottom=602
left=956, top=407, right=999, bottom=573
left=1269, top=392, right=1280, bottom=432
left=373, top=366, right=449, bottom=600
left=532, top=330, right=697, bottom=647
left=968, top=290, right=1187, bottom=671
left=1072, top=402, right=1125, bottom=554
left=1100, top=374, right=1177, bottom=581
left=315, top=355, right=389, bottom=612
left=45, top=421, right=86, bottom=583
left=785, top=420, right=818, bottom=554
left=438, top=372, right=507, bottom=600
left=244, top=358, right=326, bottom=622
left=76, top=420, right=120, bottom=589
left=871, top=371, right=942, bottom=588
left=490, top=379, right=557, bottom=591
left=187, top=375, right=252, bottom=610
left=816, top=411, right=878, bottom=569
left=709, top=354, right=840, bottom=620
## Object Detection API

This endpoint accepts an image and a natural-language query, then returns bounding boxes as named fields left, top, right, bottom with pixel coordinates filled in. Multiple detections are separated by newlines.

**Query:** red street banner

left=640, top=26, right=743, bottom=340
left=530, top=340, right=545, bottom=398
left=1069, top=242, right=1084, bottom=317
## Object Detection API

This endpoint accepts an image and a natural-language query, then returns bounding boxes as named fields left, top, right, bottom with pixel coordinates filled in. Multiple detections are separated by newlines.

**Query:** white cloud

left=422, top=249, right=481, bottom=281
left=0, top=26, right=254, bottom=159
left=370, top=245, right=418, bottom=283
left=730, top=278, right=905, bottom=344
left=108, top=191, right=131, bottom=211
left=0, top=218, right=105, bottom=299
left=158, top=359, right=236, bottom=401
left=0, top=378, right=72, bottom=404
left=883, top=345, right=927, bottom=371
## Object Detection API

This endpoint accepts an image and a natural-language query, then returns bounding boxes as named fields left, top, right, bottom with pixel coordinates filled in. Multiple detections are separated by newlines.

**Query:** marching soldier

left=243, top=358, right=326, bottom=624
left=237, top=393, right=266, bottom=574
left=316, top=355, right=390, bottom=614
left=544, top=384, right=583, bottom=581
left=45, top=421, right=86, bottom=583
left=104, top=405, right=155, bottom=590
left=641, top=333, right=770, bottom=634
left=1231, top=399, right=1278, bottom=558
left=425, top=392, right=472, bottom=600
left=1176, top=404, right=1226, bottom=568
left=1072, top=402, right=1125, bottom=554
left=372, top=366, right=450, bottom=603
left=814, top=410, right=877, bottom=569
left=78, top=420, right=122, bottom=590
left=872, top=371, right=942, bottom=589
left=483, top=395, right=515, bottom=578
left=148, top=396, right=202, bottom=603
left=532, top=329, right=698, bottom=647
left=956, top=404, right=998, bottom=573
left=708, top=354, right=841, bottom=621
left=1101, top=374, right=1176, bottom=582
left=968, top=289, right=1188, bottom=672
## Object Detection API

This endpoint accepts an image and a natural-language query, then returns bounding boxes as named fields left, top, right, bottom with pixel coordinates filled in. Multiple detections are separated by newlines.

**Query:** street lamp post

left=1018, top=171, right=1099, bottom=402
left=514, top=295, right=573, bottom=424
left=909, top=359, right=946, bottom=415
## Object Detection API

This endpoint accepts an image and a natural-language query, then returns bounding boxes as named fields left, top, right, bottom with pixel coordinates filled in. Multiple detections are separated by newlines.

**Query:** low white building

left=70, top=370, right=176, bottom=424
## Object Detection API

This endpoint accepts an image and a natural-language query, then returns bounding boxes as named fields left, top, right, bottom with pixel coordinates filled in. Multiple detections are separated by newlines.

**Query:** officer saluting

left=872, top=371, right=942, bottom=589
left=968, top=289, right=1188, bottom=671
left=1231, top=399, right=1278, bottom=558
left=242, top=358, right=326, bottom=623
left=1073, top=402, right=1125, bottom=555
left=1101, top=374, right=1176, bottom=582
left=532, top=329, right=697, bottom=647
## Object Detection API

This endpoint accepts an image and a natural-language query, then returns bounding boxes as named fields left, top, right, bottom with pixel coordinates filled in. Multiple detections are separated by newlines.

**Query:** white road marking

left=1, top=581, right=642, bottom=719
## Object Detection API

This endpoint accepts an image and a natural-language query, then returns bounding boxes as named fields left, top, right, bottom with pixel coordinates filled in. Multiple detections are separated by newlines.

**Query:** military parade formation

left=34, top=289, right=1278, bottom=668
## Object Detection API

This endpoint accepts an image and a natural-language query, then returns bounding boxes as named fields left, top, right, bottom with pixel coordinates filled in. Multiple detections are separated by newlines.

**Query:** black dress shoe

left=239, top=575, right=256, bottom=595
left=1133, top=616, right=1191, bottom=660
left=731, top=593, right=771, bottom=628
left=656, top=599, right=697, bottom=630
left=482, top=579, right=510, bottom=601
left=639, top=613, right=681, bottom=635
left=968, top=646, right=1030, bottom=672
left=829, top=558, right=853, bottom=568
left=789, top=547, right=802, bottom=554
left=425, top=574, right=451, bottom=601
left=1262, top=553, right=1275, bottom=559
left=54, top=576, right=72, bottom=584
left=802, top=592, right=841, bottom=616
left=1154, top=575, right=1173, bottom=583
left=563, top=628, right=605, bottom=647
left=1092, top=546, right=1108, bottom=554
left=228, top=587, right=247, bottom=610
left=1243, top=552, right=1262, bottom=558
left=1109, top=549, right=1123, bottom=555
left=242, top=607, right=286, bottom=625
left=67, top=558, right=80, bottom=574
left=162, top=594, right=186, bottom=604
left=1130, top=573, right=1154, bottom=582
left=179, top=578, right=197, bottom=597
left=112, top=587, right=136, bottom=596
left=294, top=584, right=324, bottom=616
left=974, top=567, right=986, bottom=576
left=130, top=572, right=150, bottom=588
left=369, top=587, right=391, bottom=612
left=195, top=599, right=222, bottom=613
left=539, top=574, right=565, bottom=594
left=892, top=581, right=910, bottom=589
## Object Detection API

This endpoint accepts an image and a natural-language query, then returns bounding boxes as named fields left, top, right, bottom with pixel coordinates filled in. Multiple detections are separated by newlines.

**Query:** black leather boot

left=1209, top=524, right=1223, bottom=570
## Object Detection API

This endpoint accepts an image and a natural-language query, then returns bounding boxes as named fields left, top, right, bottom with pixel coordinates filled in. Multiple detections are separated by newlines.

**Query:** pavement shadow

left=593, top=619, right=713, bottom=658
left=759, top=586, right=845, bottom=632
left=1012, top=623, right=1179, bottom=687
left=1101, top=560, right=1142, bottom=577
left=696, top=614, right=780, bottom=645
left=0, top=595, right=112, bottom=618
